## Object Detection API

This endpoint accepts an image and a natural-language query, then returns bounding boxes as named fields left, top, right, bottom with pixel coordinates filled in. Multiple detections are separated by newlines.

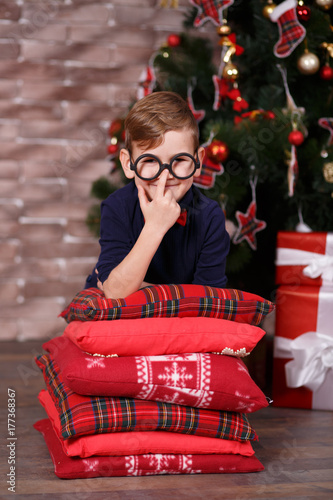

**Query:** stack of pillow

left=34, top=284, right=274, bottom=478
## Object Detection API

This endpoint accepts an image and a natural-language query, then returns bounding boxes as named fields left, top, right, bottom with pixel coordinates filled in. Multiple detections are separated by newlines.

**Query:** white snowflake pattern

left=125, top=456, right=137, bottom=475
left=82, top=459, right=99, bottom=472
left=155, top=354, right=195, bottom=362
left=154, top=392, right=186, bottom=405
left=85, top=357, right=106, bottom=369
left=234, top=390, right=256, bottom=412
left=158, top=362, right=193, bottom=387
left=182, top=455, right=202, bottom=474
left=140, top=454, right=181, bottom=475
left=219, top=465, right=236, bottom=471
left=126, top=454, right=202, bottom=476
left=145, top=454, right=175, bottom=470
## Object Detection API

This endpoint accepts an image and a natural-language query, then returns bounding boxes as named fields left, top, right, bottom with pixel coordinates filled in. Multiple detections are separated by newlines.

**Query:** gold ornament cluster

left=216, top=21, right=239, bottom=81
left=262, top=0, right=277, bottom=18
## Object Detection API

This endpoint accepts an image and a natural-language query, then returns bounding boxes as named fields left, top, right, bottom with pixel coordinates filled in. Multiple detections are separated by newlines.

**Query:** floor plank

left=1, top=341, right=333, bottom=499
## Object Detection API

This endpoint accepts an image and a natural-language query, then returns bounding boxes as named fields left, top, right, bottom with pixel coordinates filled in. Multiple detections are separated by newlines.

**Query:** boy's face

left=120, top=129, right=204, bottom=203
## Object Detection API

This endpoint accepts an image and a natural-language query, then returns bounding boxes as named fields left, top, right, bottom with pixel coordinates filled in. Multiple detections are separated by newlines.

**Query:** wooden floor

left=1, top=340, right=333, bottom=500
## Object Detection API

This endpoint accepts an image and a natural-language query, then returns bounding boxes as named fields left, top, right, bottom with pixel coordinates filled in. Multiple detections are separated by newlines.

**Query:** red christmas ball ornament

left=206, top=140, right=229, bottom=163
left=167, top=34, right=181, bottom=47
left=264, top=110, right=276, bottom=120
left=109, top=119, right=122, bottom=136
left=296, top=5, right=311, bottom=21
left=288, top=130, right=305, bottom=146
left=107, top=143, right=119, bottom=155
left=320, top=64, right=333, bottom=80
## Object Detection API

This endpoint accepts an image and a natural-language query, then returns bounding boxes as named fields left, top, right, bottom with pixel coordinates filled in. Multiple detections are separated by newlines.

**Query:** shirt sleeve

left=96, top=195, right=134, bottom=284
left=192, top=203, right=230, bottom=288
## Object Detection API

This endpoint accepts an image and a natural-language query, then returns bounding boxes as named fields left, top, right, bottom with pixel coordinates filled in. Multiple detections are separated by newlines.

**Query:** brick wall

left=0, top=0, right=202, bottom=340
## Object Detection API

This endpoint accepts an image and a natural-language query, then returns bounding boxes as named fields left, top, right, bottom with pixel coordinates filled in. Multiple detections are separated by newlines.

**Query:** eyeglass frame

left=128, top=149, right=201, bottom=181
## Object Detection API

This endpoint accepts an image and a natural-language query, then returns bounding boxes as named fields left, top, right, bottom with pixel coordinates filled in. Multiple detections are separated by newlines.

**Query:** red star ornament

left=212, top=75, right=230, bottom=111
left=194, top=151, right=224, bottom=189
left=190, top=0, right=235, bottom=27
left=233, top=200, right=266, bottom=250
left=137, top=64, right=156, bottom=100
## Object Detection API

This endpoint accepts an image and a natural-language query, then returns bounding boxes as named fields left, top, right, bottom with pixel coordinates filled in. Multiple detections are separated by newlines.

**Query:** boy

left=86, top=91, right=230, bottom=299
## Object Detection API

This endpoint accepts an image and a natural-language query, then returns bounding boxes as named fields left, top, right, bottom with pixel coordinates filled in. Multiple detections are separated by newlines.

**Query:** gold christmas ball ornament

left=297, top=50, right=320, bottom=75
left=217, top=24, right=232, bottom=36
left=323, top=162, right=333, bottom=183
left=263, top=1, right=277, bottom=19
left=222, top=62, right=238, bottom=80
left=315, top=0, right=333, bottom=11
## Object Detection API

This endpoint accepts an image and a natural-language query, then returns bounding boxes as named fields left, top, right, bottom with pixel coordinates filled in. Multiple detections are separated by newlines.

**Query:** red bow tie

left=176, top=209, right=187, bottom=226
left=144, top=209, right=187, bottom=227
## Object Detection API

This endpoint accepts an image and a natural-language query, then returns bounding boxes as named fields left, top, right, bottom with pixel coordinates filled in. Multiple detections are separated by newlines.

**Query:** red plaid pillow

left=34, top=419, right=264, bottom=478
left=35, top=354, right=258, bottom=442
left=43, top=336, right=268, bottom=413
left=60, top=284, right=274, bottom=326
left=38, top=390, right=255, bottom=458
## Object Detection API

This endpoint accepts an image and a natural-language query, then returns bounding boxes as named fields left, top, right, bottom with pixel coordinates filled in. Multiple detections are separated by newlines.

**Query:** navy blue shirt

left=85, top=181, right=230, bottom=289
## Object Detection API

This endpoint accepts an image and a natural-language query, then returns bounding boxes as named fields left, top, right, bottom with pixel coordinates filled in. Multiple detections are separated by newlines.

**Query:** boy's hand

left=137, top=170, right=181, bottom=233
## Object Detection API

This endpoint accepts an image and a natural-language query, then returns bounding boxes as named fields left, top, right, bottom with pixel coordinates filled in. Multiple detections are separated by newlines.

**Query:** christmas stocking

left=187, top=83, right=206, bottom=123
left=270, top=0, right=306, bottom=58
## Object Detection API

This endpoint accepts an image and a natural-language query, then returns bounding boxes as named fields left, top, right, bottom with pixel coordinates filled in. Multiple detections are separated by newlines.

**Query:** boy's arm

left=140, top=281, right=153, bottom=288
left=102, top=171, right=180, bottom=299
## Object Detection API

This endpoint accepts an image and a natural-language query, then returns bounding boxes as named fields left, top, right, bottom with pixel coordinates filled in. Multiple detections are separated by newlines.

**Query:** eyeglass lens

left=134, top=154, right=197, bottom=180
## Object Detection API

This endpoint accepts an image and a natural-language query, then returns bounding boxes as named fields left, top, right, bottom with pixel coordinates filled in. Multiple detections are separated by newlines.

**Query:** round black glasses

left=129, top=150, right=200, bottom=181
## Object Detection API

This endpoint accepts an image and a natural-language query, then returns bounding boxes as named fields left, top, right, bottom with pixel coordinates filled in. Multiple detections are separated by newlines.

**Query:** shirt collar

left=179, top=185, right=194, bottom=210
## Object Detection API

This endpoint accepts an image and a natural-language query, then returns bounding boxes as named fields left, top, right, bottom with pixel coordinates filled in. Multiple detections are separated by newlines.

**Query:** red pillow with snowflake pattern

left=43, top=336, right=268, bottom=413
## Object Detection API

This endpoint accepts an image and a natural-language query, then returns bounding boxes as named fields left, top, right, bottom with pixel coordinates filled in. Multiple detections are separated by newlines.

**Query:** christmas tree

left=87, top=0, right=333, bottom=298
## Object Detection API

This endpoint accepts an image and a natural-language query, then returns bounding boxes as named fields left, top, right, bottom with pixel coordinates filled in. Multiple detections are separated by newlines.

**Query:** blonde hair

left=124, top=91, right=199, bottom=151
